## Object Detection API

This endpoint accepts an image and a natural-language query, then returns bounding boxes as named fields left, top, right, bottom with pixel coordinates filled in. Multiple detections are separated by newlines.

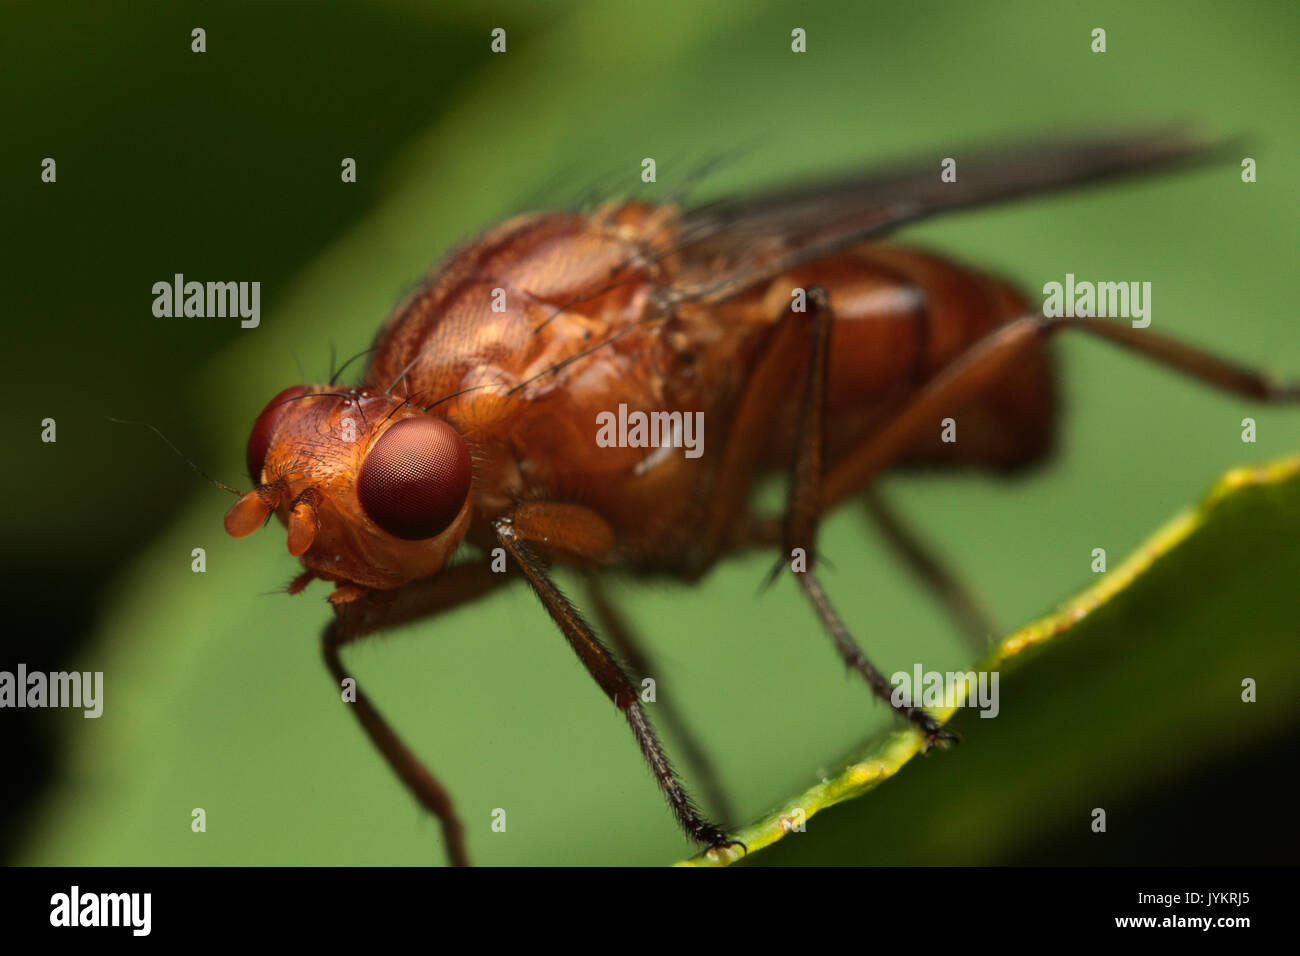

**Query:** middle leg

left=584, top=575, right=738, bottom=825
left=493, top=502, right=739, bottom=854
left=775, top=287, right=957, bottom=748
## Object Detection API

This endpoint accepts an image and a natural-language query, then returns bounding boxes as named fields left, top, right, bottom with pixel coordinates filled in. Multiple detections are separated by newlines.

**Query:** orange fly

left=223, top=130, right=1298, bottom=865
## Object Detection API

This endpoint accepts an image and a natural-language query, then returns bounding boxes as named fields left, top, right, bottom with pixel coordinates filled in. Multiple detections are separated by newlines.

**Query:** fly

left=221, top=129, right=1299, bottom=865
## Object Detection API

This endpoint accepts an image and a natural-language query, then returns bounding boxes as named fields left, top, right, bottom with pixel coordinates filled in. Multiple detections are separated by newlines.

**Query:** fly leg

left=861, top=487, right=998, bottom=652
left=785, top=307, right=1300, bottom=742
left=786, top=309, right=1300, bottom=743
left=689, top=284, right=841, bottom=571
left=735, top=497, right=996, bottom=668
left=494, top=502, right=740, bottom=856
left=321, top=558, right=512, bottom=867
left=584, top=575, right=738, bottom=825
left=820, top=314, right=1300, bottom=510
left=772, top=288, right=957, bottom=749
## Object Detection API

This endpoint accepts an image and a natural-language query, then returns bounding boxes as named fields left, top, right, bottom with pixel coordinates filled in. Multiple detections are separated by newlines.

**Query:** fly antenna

left=107, top=416, right=242, bottom=496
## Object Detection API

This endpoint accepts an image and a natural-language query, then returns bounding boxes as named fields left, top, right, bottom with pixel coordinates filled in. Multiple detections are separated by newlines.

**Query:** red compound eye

left=246, top=386, right=309, bottom=483
left=357, top=417, right=472, bottom=540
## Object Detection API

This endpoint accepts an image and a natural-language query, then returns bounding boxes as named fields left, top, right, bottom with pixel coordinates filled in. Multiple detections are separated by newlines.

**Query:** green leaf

left=679, top=456, right=1300, bottom=866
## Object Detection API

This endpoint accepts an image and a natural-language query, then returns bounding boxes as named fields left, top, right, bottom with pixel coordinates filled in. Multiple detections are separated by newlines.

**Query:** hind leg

left=771, top=307, right=1300, bottom=747
left=861, top=486, right=998, bottom=651
left=821, top=313, right=1299, bottom=509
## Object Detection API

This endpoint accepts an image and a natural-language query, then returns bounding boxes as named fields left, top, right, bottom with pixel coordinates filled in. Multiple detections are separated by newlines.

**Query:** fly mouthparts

left=224, top=480, right=321, bottom=557
left=224, top=481, right=284, bottom=538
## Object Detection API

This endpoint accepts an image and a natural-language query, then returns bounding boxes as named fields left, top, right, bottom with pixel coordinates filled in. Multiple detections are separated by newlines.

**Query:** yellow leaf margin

left=677, top=455, right=1300, bottom=866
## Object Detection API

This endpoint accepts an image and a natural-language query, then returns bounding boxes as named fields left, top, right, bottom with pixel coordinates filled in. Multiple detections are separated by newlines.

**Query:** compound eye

left=246, top=385, right=309, bottom=483
left=357, top=417, right=472, bottom=540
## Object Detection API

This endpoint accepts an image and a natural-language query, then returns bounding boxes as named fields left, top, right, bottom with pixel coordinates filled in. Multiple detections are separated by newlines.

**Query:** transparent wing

left=668, top=127, right=1221, bottom=304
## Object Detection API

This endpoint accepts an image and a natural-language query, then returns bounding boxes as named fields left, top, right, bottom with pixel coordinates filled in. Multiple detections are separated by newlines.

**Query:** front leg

left=321, top=558, right=511, bottom=867
left=493, top=502, right=740, bottom=856
left=329, top=557, right=508, bottom=640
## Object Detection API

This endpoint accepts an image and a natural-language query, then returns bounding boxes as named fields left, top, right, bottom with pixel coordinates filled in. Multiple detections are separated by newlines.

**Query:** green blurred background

left=4, top=0, right=1297, bottom=865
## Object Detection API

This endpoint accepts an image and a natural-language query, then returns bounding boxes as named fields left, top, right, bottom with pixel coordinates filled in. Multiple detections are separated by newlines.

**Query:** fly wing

left=668, top=128, right=1221, bottom=304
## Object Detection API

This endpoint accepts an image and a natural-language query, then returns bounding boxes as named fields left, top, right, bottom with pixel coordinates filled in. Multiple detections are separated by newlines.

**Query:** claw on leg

left=704, top=836, right=748, bottom=862
left=913, top=711, right=959, bottom=752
